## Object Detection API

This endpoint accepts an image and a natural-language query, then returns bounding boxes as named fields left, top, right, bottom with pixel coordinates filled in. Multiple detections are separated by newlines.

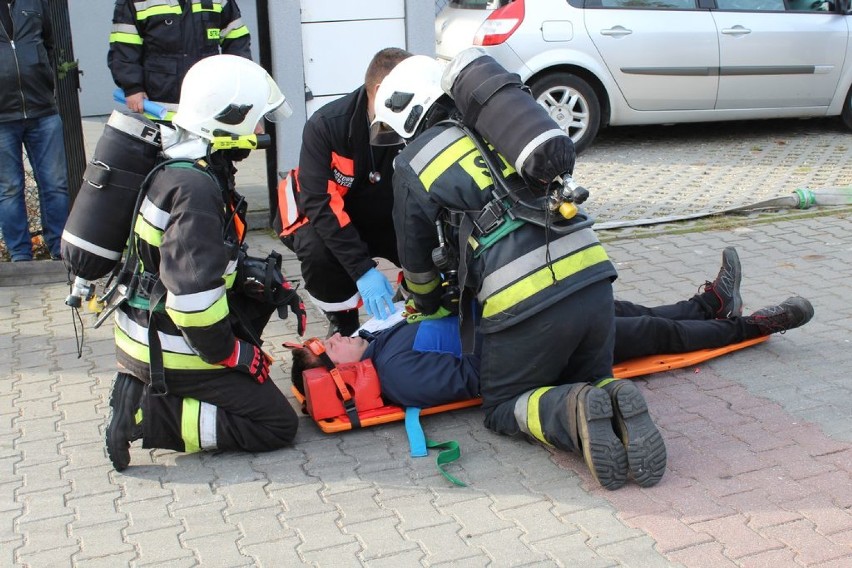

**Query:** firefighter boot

left=597, top=379, right=667, bottom=488
left=106, top=372, right=144, bottom=471
left=520, top=384, right=628, bottom=490
left=696, top=246, right=743, bottom=319
left=325, top=309, right=361, bottom=338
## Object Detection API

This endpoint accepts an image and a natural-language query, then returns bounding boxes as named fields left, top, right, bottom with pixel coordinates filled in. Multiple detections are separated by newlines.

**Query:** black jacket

left=0, top=0, right=57, bottom=122
left=108, top=0, right=251, bottom=105
left=295, top=87, right=402, bottom=282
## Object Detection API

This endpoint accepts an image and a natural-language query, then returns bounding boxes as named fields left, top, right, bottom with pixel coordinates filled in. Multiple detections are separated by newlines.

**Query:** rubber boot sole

left=106, top=374, right=142, bottom=472
left=720, top=247, right=742, bottom=318
left=576, top=386, right=628, bottom=490
left=610, top=381, right=667, bottom=488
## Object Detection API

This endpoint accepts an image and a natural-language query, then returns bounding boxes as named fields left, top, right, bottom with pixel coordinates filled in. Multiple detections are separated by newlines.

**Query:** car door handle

left=720, top=26, right=751, bottom=36
left=600, top=26, right=632, bottom=37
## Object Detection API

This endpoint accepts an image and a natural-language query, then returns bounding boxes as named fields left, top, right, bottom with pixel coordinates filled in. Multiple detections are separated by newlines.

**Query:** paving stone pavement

left=2, top=118, right=852, bottom=567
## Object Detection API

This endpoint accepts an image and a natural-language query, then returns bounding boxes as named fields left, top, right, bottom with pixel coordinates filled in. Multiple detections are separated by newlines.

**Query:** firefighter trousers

left=285, top=222, right=399, bottom=310
left=481, top=280, right=616, bottom=439
left=139, top=370, right=298, bottom=454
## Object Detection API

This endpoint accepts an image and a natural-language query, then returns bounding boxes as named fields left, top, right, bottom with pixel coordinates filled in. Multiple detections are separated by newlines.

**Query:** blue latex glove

left=356, top=268, right=395, bottom=320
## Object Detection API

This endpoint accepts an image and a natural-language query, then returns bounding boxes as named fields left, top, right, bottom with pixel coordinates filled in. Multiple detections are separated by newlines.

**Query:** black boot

left=528, top=384, right=628, bottom=490
left=106, top=373, right=144, bottom=471
left=325, top=309, right=361, bottom=338
left=598, top=379, right=666, bottom=488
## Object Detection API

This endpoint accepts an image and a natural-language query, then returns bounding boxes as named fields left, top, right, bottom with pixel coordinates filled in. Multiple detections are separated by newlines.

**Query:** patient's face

left=325, top=333, right=369, bottom=364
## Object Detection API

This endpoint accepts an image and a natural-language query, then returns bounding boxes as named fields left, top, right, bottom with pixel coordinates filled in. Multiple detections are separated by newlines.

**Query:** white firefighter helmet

left=172, top=54, right=292, bottom=140
left=370, top=55, right=445, bottom=145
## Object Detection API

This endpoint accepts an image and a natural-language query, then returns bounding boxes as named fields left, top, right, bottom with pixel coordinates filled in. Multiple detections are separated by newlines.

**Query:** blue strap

left=404, top=407, right=467, bottom=487
left=404, top=407, right=428, bottom=457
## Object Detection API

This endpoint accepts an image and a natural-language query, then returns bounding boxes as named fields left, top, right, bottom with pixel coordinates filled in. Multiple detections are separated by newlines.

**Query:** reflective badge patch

left=207, top=29, right=220, bottom=40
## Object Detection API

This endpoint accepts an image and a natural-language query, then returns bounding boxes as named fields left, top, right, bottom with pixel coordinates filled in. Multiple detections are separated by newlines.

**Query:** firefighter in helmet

left=370, top=55, right=666, bottom=489
left=105, top=54, right=306, bottom=471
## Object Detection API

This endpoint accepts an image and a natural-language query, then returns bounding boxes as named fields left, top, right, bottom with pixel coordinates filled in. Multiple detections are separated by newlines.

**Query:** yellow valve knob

left=88, top=297, right=104, bottom=314
left=558, top=201, right=578, bottom=220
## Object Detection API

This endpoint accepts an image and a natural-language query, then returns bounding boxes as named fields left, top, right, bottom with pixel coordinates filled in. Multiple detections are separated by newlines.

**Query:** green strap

left=426, top=438, right=466, bottom=487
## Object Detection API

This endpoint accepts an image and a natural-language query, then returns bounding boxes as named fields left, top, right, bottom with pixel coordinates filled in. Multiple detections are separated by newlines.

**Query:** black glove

left=277, top=280, right=307, bottom=336
left=218, top=339, right=270, bottom=384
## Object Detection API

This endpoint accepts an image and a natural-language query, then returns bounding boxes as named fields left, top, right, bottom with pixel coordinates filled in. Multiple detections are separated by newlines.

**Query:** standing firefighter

left=104, top=55, right=305, bottom=471
left=108, top=0, right=252, bottom=116
left=371, top=53, right=666, bottom=489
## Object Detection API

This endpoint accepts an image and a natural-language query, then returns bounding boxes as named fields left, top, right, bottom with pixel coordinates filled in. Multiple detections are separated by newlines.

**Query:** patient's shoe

left=699, top=246, right=742, bottom=318
left=744, top=296, right=814, bottom=336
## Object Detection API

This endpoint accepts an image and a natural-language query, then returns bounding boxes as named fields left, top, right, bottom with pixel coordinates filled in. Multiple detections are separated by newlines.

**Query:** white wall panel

left=300, top=0, right=404, bottom=23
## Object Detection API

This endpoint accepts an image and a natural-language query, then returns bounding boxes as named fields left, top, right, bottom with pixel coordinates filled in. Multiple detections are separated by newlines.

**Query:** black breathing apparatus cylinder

left=60, top=111, right=163, bottom=305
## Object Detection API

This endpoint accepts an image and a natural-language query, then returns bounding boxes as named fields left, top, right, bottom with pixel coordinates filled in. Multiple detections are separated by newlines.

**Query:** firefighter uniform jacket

left=392, top=123, right=618, bottom=335
left=114, top=162, right=243, bottom=381
left=0, top=0, right=57, bottom=122
left=293, top=86, right=400, bottom=284
left=108, top=0, right=251, bottom=106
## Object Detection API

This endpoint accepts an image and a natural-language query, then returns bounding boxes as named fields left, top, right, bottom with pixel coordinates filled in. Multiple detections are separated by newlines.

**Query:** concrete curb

left=0, top=258, right=68, bottom=287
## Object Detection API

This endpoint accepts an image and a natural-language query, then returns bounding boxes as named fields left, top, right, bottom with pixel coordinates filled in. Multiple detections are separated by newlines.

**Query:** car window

left=786, top=0, right=833, bottom=9
left=715, top=0, right=785, bottom=9
left=585, top=0, right=698, bottom=9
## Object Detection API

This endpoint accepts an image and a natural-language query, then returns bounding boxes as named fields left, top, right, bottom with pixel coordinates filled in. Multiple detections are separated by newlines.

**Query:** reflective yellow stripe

left=109, top=32, right=143, bottom=45
left=223, top=271, right=237, bottom=288
left=135, top=216, right=163, bottom=248
left=166, top=293, right=229, bottom=328
left=528, top=387, right=554, bottom=446
left=483, top=244, right=610, bottom=318
left=419, top=137, right=476, bottom=192
left=223, top=25, right=249, bottom=40
left=406, top=277, right=440, bottom=295
left=114, top=327, right=222, bottom=370
left=181, top=398, right=202, bottom=453
left=137, top=5, right=182, bottom=19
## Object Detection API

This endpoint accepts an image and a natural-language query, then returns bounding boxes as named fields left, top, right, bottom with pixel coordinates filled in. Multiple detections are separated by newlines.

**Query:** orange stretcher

left=292, top=336, right=769, bottom=434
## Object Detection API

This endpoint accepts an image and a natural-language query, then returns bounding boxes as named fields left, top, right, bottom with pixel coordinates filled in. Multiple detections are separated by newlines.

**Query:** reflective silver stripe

left=115, top=310, right=196, bottom=354
left=224, top=257, right=238, bottom=277
left=219, top=17, right=244, bottom=37
left=306, top=290, right=361, bottom=313
left=134, top=0, right=180, bottom=11
left=106, top=110, right=162, bottom=148
left=60, top=229, right=123, bottom=261
left=404, top=268, right=439, bottom=286
left=479, top=228, right=600, bottom=299
left=140, top=198, right=169, bottom=230
left=199, top=402, right=217, bottom=450
left=513, top=390, right=534, bottom=437
left=166, top=285, right=225, bottom=312
left=409, top=126, right=465, bottom=174
left=514, top=129, right=567, bottom=175
left=111, top=23, right=140, bottom=35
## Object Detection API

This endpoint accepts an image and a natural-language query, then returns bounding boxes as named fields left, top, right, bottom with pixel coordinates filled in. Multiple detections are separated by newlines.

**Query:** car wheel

left=529, top=73, right=600, bottom=154
left=842, top=85, right=852, bottom=131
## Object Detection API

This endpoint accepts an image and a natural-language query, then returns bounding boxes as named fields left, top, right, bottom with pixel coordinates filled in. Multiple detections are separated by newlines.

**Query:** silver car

left=435, top=0, right=852, bottom=152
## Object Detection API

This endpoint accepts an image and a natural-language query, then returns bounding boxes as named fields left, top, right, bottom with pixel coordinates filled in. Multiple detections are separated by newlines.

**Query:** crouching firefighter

left=104, top=54, right=306, bottom=471
left=370, top=52, right=667, bottom=489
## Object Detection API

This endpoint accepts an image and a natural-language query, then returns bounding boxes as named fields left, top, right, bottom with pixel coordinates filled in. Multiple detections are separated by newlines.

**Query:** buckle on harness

left=474, top=199, right=506, bottom=235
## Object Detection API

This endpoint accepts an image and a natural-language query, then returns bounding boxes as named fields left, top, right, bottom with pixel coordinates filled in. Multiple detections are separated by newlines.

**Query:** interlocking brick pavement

left=3, top=118, right=852, bottom=566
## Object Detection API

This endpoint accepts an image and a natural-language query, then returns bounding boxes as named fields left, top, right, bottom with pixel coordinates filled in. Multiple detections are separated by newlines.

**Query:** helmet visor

left=369, top=120, right=405, bottom=146
left=265, top=99, right=293, bottom=123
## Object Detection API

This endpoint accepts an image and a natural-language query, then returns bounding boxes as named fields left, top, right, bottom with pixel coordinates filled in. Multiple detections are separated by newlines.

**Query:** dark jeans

left=0, top=114, right=69, bottom=259
left=613, top=298, right=748, bottom=363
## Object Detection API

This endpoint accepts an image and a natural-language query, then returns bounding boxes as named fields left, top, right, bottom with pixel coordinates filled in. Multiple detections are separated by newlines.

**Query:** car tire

left=842, top=84, right=852, bottom=131
left=529, top=72, right=601, bottom=154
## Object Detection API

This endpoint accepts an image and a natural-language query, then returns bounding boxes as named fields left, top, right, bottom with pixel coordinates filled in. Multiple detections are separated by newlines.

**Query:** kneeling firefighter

left=371, top=50, right=666, bottom=489
left=103, top=54, right=307, bottom=471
